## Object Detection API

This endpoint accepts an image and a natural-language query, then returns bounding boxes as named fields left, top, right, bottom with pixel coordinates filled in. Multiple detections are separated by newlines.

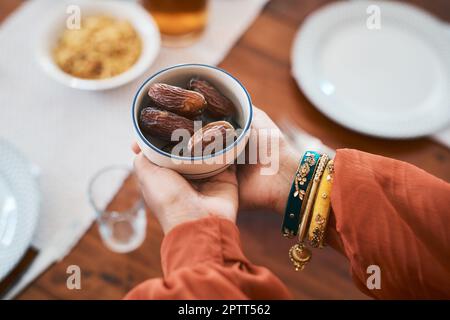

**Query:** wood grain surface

left=1, top=0, right=449, bottom=300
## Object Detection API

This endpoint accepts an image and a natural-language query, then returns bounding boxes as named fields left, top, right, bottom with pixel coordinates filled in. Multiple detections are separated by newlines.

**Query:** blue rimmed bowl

left=132, top=64, right=253, bottom=179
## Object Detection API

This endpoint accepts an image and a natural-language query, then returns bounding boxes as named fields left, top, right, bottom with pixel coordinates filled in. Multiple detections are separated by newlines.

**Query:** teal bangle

left=281, top=151, right=321, bottom=238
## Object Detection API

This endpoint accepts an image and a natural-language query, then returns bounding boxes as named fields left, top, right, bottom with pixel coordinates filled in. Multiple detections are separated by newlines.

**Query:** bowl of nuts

left=132, top=64, right=253, bottom=179
left=37, top=0, right=160, bottom=90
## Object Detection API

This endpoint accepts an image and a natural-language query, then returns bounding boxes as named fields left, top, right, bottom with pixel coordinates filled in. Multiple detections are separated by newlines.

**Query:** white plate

left=0, top=140, right=40, bottom=281
left=291, top=0, right=450, bottom=138
left=36, top=0, right=161, bottom=91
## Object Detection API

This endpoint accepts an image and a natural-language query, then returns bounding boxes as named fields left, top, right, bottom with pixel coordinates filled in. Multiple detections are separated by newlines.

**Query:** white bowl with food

left=37, top=0, right=160, bottom=90
left=132, top=64, right=253, bottom=179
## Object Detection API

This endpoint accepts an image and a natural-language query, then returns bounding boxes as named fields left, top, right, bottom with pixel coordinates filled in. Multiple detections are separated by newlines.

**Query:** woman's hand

left=132, top=106, right=300, bottom=234
left=237, top=107, right=301, bottom=215
left=132, top=145, right=238, bottom=234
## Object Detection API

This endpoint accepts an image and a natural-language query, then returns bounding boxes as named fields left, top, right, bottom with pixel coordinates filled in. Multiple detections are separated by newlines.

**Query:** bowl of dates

left=132, top=64, right=252, bottom=179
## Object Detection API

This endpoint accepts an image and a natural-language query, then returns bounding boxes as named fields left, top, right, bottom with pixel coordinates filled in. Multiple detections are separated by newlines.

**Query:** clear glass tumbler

left=88, top=166, right=146, bottom=253
left=141, top=0, right=209, bottom=47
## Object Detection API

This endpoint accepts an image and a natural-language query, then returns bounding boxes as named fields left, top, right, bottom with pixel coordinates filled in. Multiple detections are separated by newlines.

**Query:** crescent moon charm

left=289, top=243, right=311, bottom=271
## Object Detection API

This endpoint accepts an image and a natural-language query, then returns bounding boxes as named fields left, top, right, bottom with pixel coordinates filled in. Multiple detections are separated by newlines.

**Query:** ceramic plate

left=0, top=140, right=40, bottom=281
left=291, top=1, right=450, bottom=138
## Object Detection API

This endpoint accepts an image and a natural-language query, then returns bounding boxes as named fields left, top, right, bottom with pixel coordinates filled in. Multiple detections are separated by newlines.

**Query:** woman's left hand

left=132, top=144, right=238, bottom=234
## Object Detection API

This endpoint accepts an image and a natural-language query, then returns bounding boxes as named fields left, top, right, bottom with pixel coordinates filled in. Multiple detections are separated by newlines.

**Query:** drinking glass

left=88, top=166, right=146, bottom=253
left=141, top=0, right=209, bottom=47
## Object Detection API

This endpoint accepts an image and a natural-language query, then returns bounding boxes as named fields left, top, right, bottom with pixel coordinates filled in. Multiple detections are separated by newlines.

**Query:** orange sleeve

left=331, top=149, right=450, bottom=299
left=124, top=216, right=292, bottom=300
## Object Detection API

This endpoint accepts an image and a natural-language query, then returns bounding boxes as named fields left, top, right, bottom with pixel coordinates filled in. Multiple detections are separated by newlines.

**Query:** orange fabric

left=124, top=216, right=292, bottom=299
left=125, top=149, right=450, bottom=300
left=331, top=149, right=450, bottom=299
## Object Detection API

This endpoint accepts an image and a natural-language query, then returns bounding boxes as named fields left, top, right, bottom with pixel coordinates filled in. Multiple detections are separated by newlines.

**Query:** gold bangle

left=308, top=159, right=334, bottom=248
left=288, top=154, right=329, bottom=271
left=297, top=154, right=329, bottom=241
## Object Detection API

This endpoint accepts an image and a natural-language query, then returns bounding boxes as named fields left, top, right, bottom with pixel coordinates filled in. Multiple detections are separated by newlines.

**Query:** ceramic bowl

left=132, top=64, right=253, bottom=179
left=36, top=0, right=160, bottom=90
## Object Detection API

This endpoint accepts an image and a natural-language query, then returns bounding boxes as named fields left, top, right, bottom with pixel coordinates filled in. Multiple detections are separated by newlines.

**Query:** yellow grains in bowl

left=53, top=15, right=142, bottom=79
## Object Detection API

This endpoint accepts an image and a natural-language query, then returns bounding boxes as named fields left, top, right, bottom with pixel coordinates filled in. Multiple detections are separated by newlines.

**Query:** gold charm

left=283, top=228, right=295, bottom=238
left=298, top=190, right=305, bottom=200
left=315, top=214, right=325, bottom=225
left=289, top=243, right=311, bottom=271
left=309, top=227, right=322, bottom=248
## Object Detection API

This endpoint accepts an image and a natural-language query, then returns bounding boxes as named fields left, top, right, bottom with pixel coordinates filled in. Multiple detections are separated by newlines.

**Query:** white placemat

left=0, top=0, right=268, bottom=298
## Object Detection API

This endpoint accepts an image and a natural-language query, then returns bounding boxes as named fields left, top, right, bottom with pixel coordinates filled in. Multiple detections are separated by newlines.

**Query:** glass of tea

left=88, top=166, right=147, bottom=253
left=142, top=0, right=208, bottom=46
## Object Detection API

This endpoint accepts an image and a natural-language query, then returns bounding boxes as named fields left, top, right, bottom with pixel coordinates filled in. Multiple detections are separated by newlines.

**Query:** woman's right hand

left=237, top=107, right=301, bottom=215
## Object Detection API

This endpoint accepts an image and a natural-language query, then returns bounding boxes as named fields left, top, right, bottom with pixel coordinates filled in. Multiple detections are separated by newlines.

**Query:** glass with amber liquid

left=142, top=0, right=208, bottom=46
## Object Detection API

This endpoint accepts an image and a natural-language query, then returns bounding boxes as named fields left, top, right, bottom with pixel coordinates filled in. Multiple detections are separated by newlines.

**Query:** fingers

left=208, top=165, right=237, bottom=185
left=134, top=153, right=195, bottom=205
left=134, top=153, right=182, bottom=191
left=251, top=106, right=278, bottom=131
left=134, top=152, right=158, bottom=177
left=189, top=166, right=237, bottom=191
left=198, top=165, right=238, bottom=198
left=133, top=153, right=165, bottom=194
left=134, top=154, right=239, bottom=233
left=198, top=167, right=239, bottom=220
left=133, top=153, right=205, bottom=234
left=131, top=141, right=141, bottom=154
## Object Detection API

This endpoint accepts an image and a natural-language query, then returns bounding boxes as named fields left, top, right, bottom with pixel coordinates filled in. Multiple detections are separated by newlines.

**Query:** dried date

left=187, top=120, right=236, bottom=156
left=148, top=83, right=206, bottom=118
left=139, top=107, right=194, bottom=141
left=188, top=78, right=235, bottom=117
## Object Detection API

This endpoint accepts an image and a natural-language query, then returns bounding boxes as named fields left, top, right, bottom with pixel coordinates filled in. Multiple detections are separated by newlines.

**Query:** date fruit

left=139, top=107, right=194, bottom=141
left=188, top=78, right=235, bottom=117
left=148, top=83, right=206, bottom=118
left=187, top=121, right=236, bottom=155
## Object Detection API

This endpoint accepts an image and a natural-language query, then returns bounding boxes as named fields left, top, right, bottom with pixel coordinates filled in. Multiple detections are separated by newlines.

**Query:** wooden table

left=1, top=0, right=449, bottom=300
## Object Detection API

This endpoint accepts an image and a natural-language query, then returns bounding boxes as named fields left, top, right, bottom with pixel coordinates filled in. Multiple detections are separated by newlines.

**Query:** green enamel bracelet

left=281, top=151, right=321, bottom=238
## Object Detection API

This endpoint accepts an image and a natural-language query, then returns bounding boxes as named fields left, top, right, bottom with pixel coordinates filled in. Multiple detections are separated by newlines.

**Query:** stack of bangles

left=281, top=151, right=334, bottom=271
